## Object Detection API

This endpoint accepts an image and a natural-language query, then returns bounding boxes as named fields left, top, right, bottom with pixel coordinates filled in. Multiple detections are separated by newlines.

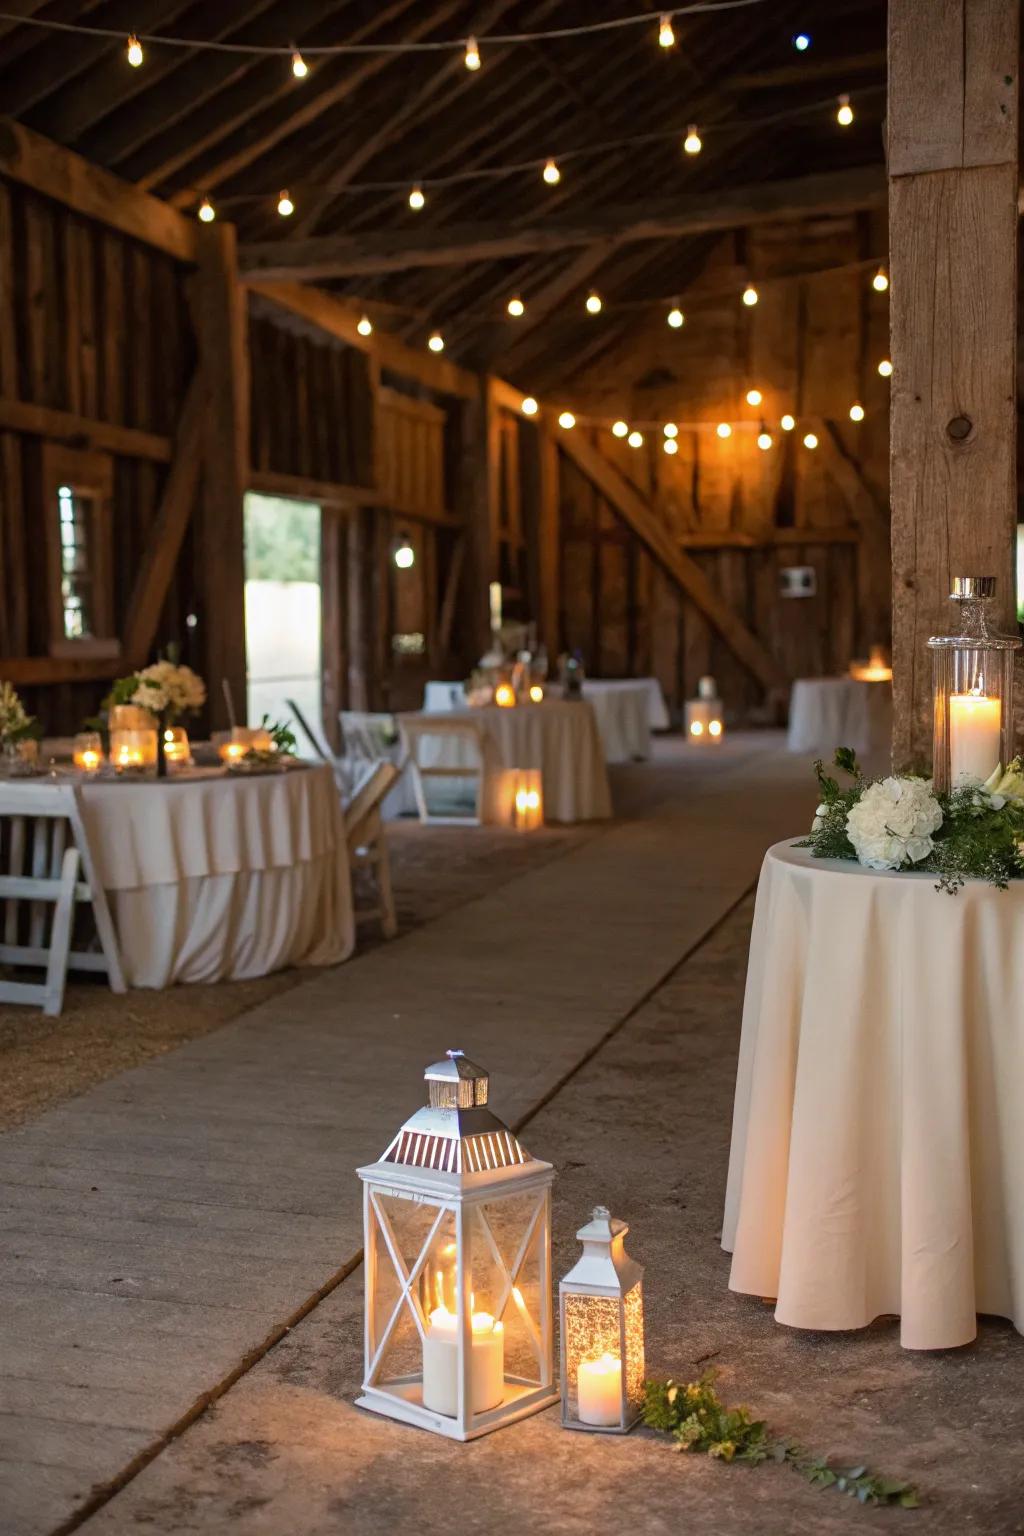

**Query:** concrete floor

left=4, top=735, right=1022, bottom=1535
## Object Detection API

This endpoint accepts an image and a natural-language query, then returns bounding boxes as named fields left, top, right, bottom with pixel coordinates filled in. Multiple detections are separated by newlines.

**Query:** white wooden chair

left=399, top=716, right=486, bottom=826
left=0, top=782, right=125, bottom=1015
left=344, top=761, right=399, bottom=939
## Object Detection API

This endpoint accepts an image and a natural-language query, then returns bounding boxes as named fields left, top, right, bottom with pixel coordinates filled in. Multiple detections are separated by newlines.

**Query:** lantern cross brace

left=478, top=1192, right=546, bottom=1370
left=366, top=1193, right=445, bottom=1386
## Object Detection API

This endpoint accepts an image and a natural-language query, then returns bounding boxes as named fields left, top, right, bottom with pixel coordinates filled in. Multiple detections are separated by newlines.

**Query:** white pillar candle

left=422, top=1307, right=504, bottom=1417
left=949, top=692, right=1001, bottom=785
left=577, top=1352, right=622, bottom=1426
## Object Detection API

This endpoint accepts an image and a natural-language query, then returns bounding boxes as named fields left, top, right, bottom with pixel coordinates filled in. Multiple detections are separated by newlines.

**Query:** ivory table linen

left=787, top=676, right=892, bottom=757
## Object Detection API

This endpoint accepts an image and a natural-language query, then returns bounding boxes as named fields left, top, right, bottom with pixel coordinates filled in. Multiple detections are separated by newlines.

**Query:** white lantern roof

left=379, top=1049, right=530, bottom=1176
left=561, top=1204, right=644, bottom=1295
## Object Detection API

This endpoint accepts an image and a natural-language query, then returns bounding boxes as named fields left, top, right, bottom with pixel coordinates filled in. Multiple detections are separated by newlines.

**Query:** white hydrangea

left=133, top=662, right=206, bottom=721
left=846, top=776, right=943, bottom=871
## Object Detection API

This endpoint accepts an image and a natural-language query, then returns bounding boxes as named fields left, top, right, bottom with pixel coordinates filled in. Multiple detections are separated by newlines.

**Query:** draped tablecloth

left=400, top=702, right=611, bottom=823
left=583, top=677, right=670, bottom=733
left=423, top=677, right=667, bottom=761
left=723, top=840, right=1024, bottom=1350
left=787, top=677, right=892, bottom=757
left=78, top=764, right=354, bottom=988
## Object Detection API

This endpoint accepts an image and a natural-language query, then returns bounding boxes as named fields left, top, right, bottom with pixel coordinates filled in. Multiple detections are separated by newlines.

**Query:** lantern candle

left=422, top=1301, right=505, bottom=1417
left=949, top=689, right=1001, bottom=785
left=72, top=733, right=103, bottom=773
left=578, top=1353, right=623, bottom=1426
left=163, top=726, right=190, bottom=765
left=219, top=741, right=247, bottom=765
left=494, top=682, right=516, bottom=708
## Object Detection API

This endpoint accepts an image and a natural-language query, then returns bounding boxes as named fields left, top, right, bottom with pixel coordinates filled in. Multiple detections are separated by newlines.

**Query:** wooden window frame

left=42, top=443, right=118, bottom=660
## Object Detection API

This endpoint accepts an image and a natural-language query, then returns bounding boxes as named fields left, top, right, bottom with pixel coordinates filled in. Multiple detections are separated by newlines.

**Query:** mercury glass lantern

left=560, top=1205, right=645, bottom=1433
left=684, top=674, right=724, bottom=741
left=356, top=1050, right=557, bottom=1441
left=927, top=576, right=1021, bottom=792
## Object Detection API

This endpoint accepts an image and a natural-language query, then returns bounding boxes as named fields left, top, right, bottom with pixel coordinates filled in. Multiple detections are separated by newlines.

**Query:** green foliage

left=242, top=716, right=298, bottom=761
left=244, top=495, right=319, bottom=583
left=644, top=1373, right=919, bottom=1510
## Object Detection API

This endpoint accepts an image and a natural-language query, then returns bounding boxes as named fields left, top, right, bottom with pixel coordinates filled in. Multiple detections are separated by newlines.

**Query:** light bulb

left=611, top=420, right=629, bottom=438
left=627, top=430, right=643, bottom=448
left=716, top=422, right=732, bottom=439
left=126, top=33, right=143, bottom=67
left=780, top=413, right=795, bottom=431
left=836, top=93, right=853, bottom=126
left=663, top=422, right=678, bottom=438
left=464, top=35, right=480, bottom=70
left=683, top=124, right=702, bottom=155
left=663, top=438, right=679, bottom=455
left=658, top=13, right=675, bottom=47
left=878, top=358, right=893, bottom=377
left=507, top=296, right=525, bottom=317
left=357, top=315, right=373, bottom=337
left=291, top=50, right=308, bottom=78
left=667, top=305, right=685, bottom=328
left=803, top=431, right=819, bottom=450
left=757, top=431, right=773, bottom=450
left=558, top=411, right=576, bottom=429
left=793, top=32, right=811, bottom=50
left=708, top=719, right=722, bottom=737
left=277, top=189, right=294, bottom=217
left=690, top=720, right=704, bottom=736
left=849, top=402, right=865, bottom=422
left=585, top=291, right=602, bottom=315
left=521, top=396, right=538, bottom=416
left=197, top=197, right=215, bottom=223
left=872, top=266, right=889, bottom=292
left=409, top=184, right=425, bottom=210
left=746, top=388, right=762, bottom=406
left=742, top=283, right=758, bottom=307
left=394, top=537, right=415, bottom=569
left=427, top=332, right=444, bottom=352
left=543, top=158, right=560, bottom=185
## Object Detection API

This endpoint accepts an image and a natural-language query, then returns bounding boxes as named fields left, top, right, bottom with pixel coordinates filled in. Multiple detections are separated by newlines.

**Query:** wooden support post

left=888, top=0, right=1019, bottom=768
left=194, top=223, right=249, bottom=729
left=460, top=378, right=500, bottom=661
left=536, top=425, right=561, bottom=655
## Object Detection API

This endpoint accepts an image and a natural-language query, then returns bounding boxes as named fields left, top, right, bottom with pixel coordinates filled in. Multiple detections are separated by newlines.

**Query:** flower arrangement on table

left=0, top=681, right=40, bottom=775
left=800, top=746, right=1024, bottom=892
left=105, top=659, right=206, bottom=776
left=222, top=715, right=298, bottom=773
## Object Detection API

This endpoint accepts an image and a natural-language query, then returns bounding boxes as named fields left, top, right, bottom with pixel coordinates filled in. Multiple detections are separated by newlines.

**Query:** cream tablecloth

left=723, top=841, right=1024, bottom=1350
left=583, top=677, right=670, bottom=732
left=787, top=677, right=892, bottom=757
left=79, top=764, right=354, bottom=988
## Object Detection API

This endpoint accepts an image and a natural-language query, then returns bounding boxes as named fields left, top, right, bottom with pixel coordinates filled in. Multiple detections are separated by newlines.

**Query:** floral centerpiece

left=107, top=660, right=206, bottom=776
left=800, top=747, right=1024, bottom=892
left=0, top=681, right=39, bottom=776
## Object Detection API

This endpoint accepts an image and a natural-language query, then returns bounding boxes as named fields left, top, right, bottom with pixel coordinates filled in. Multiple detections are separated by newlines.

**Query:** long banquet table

left=423, top=677, right=667, bottom=764
left=77, top=763, right=354, bottom=987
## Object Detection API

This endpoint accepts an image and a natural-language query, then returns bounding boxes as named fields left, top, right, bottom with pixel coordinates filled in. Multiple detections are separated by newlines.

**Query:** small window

left=43, top=447, right=117, bottom=658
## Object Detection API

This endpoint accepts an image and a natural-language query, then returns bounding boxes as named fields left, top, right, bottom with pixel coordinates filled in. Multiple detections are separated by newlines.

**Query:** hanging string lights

left=197, top=196, right=215, bottom=222
left=849, top=402, right=865, bottom=421
left=558, top=411, right=576, bottom=429
left=507, top=296, right=525, bottom=317
left=277, top=189, right=294, bottom=216
left=658, top=14, right=676, bottom=48
left=757, top=429, right=773, bottom=450
left=683, top=124, right=703, bottom=155
left=803, top=431, right=819, bottom=449
left=464, top=34, right=481, bottom=69
left=126, top=32, right=143, bottom=66
left=745, top=388, right=762, bottom=406
left=742, top=284, right=759, bottom=307
left=291, top=49, right=308, bottom=78
left=521, top=396, right=539, bottom=416
left=836, top=93, right=854, bottom=126
left=408, top=184, right=426, bottom=210
left=667, top=304, right=685, bottom=328
left=627, top=429, right=644, bottom=447
left=543, top=158, right=562, bottom=185
left=780, top=414, right=795, bottom=431
left=612, top=420, right=629, bottom=438
left=878, top=358, right=893, bottom=377
left=663, top=437, right=679, bottom=455
left=427, top=331, right=444, bottom=352
left=357, top=315, right=373, bottom=337
left=716, top=422, right=732, bottom=438
left=872, top=266, right=889, bottom=292
left=663, top=423, right=678, bottom=439
left=585, top=292, right=603, bottom=315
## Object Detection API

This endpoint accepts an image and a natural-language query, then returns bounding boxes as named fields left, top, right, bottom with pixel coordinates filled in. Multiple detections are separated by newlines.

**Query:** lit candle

left=219, top=741, right=247, bottom=764
left=949, top=690, right=1001, bottom=785
left=577, top=1352, right=622, bottom=1426
left=421, top=1305, right=504, bottom=1417
left=494, top=683, right=516, bottom=708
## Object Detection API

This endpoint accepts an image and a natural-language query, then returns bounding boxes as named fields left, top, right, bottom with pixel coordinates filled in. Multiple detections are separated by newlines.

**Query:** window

left=57, top=484, right=96, bottom=639
left=42, top=446, right=116, bottom=657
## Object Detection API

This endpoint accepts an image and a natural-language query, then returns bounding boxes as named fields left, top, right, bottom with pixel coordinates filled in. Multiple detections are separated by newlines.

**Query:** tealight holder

left=927, top=576, right=1021, bottom=792
left=494, top=682, right=517, bottom=709
left=162, top=725, right=191, bottom=766
left=511, top=769, right=543, bottom=831
left=72, top=732, right=104, bottom=773
left=560, top=1205, right=645, bottom=1434
left=684, top=697, right=723, bottom=740
left=110, top=727, right=158, bottom=775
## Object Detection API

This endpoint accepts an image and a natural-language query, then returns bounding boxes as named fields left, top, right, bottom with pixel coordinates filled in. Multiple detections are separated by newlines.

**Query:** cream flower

left=846, top=777, right=942, bottom=871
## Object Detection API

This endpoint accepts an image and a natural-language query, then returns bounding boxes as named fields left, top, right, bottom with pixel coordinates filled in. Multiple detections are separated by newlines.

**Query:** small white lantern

left=560, top=1204, right=645, bottom=1433
left=357, top=1050, right=557, bottom=1441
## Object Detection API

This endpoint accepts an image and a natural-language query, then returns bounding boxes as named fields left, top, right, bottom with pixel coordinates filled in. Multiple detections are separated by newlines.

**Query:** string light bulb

left=780, top=414, right=795, bottom=431
left=663, top=438, right=679, bottom=456
left=394, top=535, right=415, bottom=570
left=408, top=184, right=425, bottom=210
left=277, top=189, right=294, bottom=217
left=627, top=430, right=644, bottom=448
left=291, top=49, right=308, bottom=78
left=558, top=411, right=576, bottom=429
left=667, top=305, right=685, bottom=328
left=683, top=124, right=702, bottom=155
left=746, top=388, right=762, bottom=406
left=793, top=32, right=811, bottom=50
left=757, top=430, right=773, bottom=450
left=427, top=332, right=444, bottom=352
left=585, top=291, right=603, bottom=315
left=543, top=158, right=561, bottom=185
left=663, top=423, right=678, bottom=439
left=872, top=266, right=889, bottom=292
left=803, top=431, right=819, bottom=450
left=878, top=358, right=893, bottom=377
left=126, top=33, right=143, bottom=67
left=507, top=296, right=525, bottom=317
left=464, top=35, right=481, bottom=70
left=658, top=13, right=675, bottom=47
left=742, top=283, right=758, bottom=307
left=357, top=315, right=373, bottom=337
left=849, top=402, right=865, bottom=421
left=197, top=197, right=215, bottom=223
left=612, top=420, right=629, bottom=438
left=716, top=422, right=732, bottom=439
left=836, top=93, right=854, bottom=126
left=521, top=396, right=538, bottom=416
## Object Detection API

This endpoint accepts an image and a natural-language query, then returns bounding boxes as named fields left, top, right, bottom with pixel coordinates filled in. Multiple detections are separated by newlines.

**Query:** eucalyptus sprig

left=644, top=1373, right=919, bottom=1509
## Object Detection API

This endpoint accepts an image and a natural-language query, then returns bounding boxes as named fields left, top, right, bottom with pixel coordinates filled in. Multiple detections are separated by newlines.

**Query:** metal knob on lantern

left=559, top=1204, right=645, bottom=1433
left=926, top=576, right=1021, bottom=793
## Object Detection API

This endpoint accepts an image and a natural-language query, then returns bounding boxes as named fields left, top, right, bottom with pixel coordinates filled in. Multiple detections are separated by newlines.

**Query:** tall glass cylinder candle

left=927, top=577, right=1021, bottom=793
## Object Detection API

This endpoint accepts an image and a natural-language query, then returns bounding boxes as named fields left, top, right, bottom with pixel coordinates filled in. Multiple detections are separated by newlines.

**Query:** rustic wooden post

left=536, top=424, right=561, bottom=656
left=194, top=222, right=250, bottom=729
left=888, top=0, right=1020, bottom=769
left=460, top=376, right=500, bottom=661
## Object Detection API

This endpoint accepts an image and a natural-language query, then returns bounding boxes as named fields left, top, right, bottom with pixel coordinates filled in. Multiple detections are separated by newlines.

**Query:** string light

left=667, top=305, right=685, bottom=328
left=585, top=292, right=603, bottom=315
left=683, top=124, right=702, bottom=155
left=464, top=34, right=481, bottom=69
left=836, top=93, right=853, bottom=126
left=745, top=388, right=762, bottom=406
left=878, top=358, right=893, bottom=377
left=543, top=158, right=561, bottom=184
left=793, top=32, right=811, bottom=50
left=872, top=266, right=889, bottom=292
left=780, top=413, right=795, bottom=431
left=663, top=438, right=679, bottom=455
left=658, top=13, right=675, bottom=47
left=663, top=423, right=678, bottom=438
left=627, top=429, right=644, bottom=448
left=197, top=197, right=215, bottom=222
left=291, top=49, right=308, bottom=78
left=757, top=430, right=773, bottom=450
left=716, top=422, right=732, bottom=439
left=521, top=396, right=538, bottom=415
left=507, top=296, right=525, bottom=317
left=427, top=332, right=444, bottom=352
left=408, top=184, right=425, bottom=210
left=126, top=32, right=143, bottom=66
left=277, top=189, right=294, bottom=216
left=742, top=283, right=758, bottom=306
left=357, top=315, right=373, bottom=337
left=558, top=410, right=576, bottom=429
left=803, top=431, right=819, bottom=449
left=612, top=420, right=629, bottom=438
left=849, top=402, right=864, bottom=421
left=394, top=535, right=415, bottom=569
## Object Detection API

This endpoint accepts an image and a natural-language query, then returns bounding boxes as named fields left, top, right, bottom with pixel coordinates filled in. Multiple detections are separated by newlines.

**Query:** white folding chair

left=340, top=710, right=400, bottom=766
left=0, top=782, right=125, bottom=1015
left=344, top=761, right=399, bottom=939
left=399, top=716, right=486, bottom=826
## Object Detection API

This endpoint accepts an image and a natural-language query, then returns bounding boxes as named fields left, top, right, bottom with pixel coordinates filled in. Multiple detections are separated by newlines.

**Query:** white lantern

left=560, top=1205, right=645, bottom=1433
left=356, top=1050, right=557, bottom=1440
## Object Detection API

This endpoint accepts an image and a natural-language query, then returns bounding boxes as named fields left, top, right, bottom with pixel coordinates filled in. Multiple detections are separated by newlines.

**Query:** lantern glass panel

left=368, top=1194, right=456, bottom=1399
left=623, top=1281, right=645, bottom=1413
left=473, top=1192, right=547, bottom=1387
left=927, top=579, right=1021, bottom=793
left=563, top=1293, right=621, bottom=1421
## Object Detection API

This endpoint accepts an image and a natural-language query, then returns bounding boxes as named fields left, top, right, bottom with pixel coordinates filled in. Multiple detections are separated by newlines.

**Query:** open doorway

left=243, top=492, right=323, bottom=748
